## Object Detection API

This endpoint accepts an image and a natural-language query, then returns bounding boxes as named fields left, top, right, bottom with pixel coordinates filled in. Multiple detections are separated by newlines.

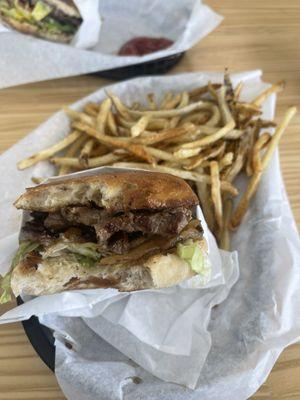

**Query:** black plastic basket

left=93, top=51, right=185, bottom=80
left=17, top=296, right=55, bottom=371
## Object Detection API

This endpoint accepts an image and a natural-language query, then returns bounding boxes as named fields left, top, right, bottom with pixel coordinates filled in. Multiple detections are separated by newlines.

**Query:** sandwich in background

left=0, top=0, right=82, bottom=43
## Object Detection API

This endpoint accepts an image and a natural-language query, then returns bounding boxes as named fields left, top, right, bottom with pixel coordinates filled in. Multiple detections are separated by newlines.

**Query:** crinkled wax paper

left=0, top=0, right=222, bottom=88
left=0, top=71, right=299, bottom=398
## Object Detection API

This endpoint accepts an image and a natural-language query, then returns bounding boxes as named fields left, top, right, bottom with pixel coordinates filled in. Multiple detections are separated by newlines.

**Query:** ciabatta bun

left=14, top=170, right=198, bottom=213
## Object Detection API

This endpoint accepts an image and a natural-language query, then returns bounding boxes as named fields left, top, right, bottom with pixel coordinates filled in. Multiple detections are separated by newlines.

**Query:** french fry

left=117, top=126, right=131, bottom=136
left=229, top=106, right=297, bottom=229
left=229, top=171, right=263, bottom=230
left=51, top=153, right=121, bottom=168
left=177, top=91, right=189, bottom=108
left=144, top=119, right=168, bottom=130
left=251, top=81, right=285, bottom=107
left=261, top=107, right=297, bottom=170
left=207, top=81, right=218, bottom=100
left=173, top=147, right=201, bottom=160
left=125, top=100, right=209, bottom=119
left=18, top=131, right=82, bottom=170
left=132, top=102, right=141, bottom=110
left=117, top=115, right=134, bottom=128
left=234, top=81, right=244, bottom=100
left=245, top=122, right=261, bottom=176
left=96, top=98, right=112, bottom=133
left=58, top=134, right=87, bottom=175
left=136, top=124, right=195, bottom=146
left=64, top=107, right=95, bottom=126
left=182, top=119, right=235, bottom=149
left=83, top=103, right=99, bottom=117
left=160, top=92, right=173, bottom=109
left=107, top=110, right=118, bottom=136
left=162, top=93, right=182, bottom=110
left=181, top=110, right=211, bottom=125
left=89, top=144, right=110, bottom=157
left=169, top=116, right=180, bottom=128
left=165, top=129, right=202, bottom=145
left=210, top=161, right=223, bottom=230
left=247, top=119, right=277, bottom=129
left=195, top=180, right=215, bottom=233
left=112, top=162, right=238, bottom=195
left=234, top=102, right=261, bottom=115
left=196, top=125, right=218, bottom=135
left=107, top=91, right=131, bottom=119
left=147, top=93, right=157, bottom=110
left=73, top=122, right=156, bottom=164
left=79, top=138, right=95, bottom=167
left=146, top=147, right=179, bottom=162
left=204, top=103, right=221, bottom=127
left=189, top=83, right=222, bottom=99
left=220, top=197, right=233, bottom=250
left=252, top=132, right=271, bottom=173
left=184, top=143, right=226, bottom=170
left=131, top=115, right=151, bottom=137
left=225, top=129, right=244, bottom=140
left=217, top=85, right=233, bottom=125
left=224, top=69, right=235, bottom=102
left=219, top=152, right=234, bottom=171
left=224, top=136, right=248, bottom=182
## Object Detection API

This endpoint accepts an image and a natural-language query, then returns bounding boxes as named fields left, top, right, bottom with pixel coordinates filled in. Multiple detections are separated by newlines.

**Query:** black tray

left=17, top=296, right=55, bottom=372
left=93, top=52, right=185, bottom=80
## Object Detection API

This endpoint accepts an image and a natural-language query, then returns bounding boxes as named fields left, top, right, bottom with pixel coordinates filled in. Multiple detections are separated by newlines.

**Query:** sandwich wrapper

left=0, top=166, right=238, bottom=388
left=0, top=71, right=299, bottom=397
left=0, top=0, right=222, bottom=89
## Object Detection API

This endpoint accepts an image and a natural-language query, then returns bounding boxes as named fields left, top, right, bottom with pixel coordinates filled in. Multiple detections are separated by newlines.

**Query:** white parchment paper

left=0, top=0, right=222, bottom=88
left=0, top=71, right=299, bottom=397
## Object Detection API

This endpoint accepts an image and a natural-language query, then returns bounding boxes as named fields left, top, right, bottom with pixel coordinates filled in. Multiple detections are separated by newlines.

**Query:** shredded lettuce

left=43, top=18, right=76, bottom=34
left=13, top=0, right=32, bottom=19
left=11, top=241, right=40, bottom=269
left=42, top=242, right=100, bottom=261
left=0, top=274, right=12, bottom=304
left=42, top=242, right=101, bottom=268
left=31, top=1, right=52, bottom=21
left=0, top=6, right=25, bottom=21
left=177, top=240, right=211, bottom=280
left=0, top=241, right=40, bottom=304
left=74, top=254, right=97, bottom=268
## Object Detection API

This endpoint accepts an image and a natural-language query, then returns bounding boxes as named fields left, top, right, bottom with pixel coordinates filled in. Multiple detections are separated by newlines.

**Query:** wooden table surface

left=0, top=1, right=299, bottom=399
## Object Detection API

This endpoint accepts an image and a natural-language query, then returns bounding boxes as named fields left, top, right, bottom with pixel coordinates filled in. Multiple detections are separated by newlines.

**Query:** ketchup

left=118, top=37, right=174, bottom=56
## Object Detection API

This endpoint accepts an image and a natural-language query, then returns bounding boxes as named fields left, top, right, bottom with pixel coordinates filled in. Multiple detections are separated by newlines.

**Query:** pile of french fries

left=18, top=73, right=297, bottom=250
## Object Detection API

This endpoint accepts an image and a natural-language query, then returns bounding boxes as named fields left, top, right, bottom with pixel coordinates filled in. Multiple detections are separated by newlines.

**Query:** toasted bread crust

left=14, top=170, right=199, bottom=212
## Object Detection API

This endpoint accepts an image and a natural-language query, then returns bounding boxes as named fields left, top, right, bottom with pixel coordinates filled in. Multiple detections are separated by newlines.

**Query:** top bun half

left=14, top=169, right=198, bottom=213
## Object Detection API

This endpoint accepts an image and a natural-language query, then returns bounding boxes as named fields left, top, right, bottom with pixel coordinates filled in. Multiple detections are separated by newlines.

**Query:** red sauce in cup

left=118, top=37, right=174, bottom=56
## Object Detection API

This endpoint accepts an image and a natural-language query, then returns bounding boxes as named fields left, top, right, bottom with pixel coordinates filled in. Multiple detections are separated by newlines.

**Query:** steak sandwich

left=0, top=0, right=82, bottom=43
left=10, top=170, right=209, bottom=296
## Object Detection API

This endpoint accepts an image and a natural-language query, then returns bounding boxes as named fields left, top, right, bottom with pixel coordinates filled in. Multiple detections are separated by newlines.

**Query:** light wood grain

left=0, top=1, right=299, bottom=398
